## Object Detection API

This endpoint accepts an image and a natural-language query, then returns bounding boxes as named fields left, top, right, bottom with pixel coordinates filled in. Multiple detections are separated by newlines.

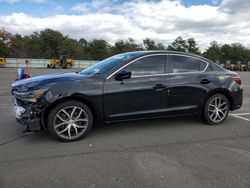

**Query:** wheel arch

left=41, top=94, right=100, bottom=128
left=202, top=88, right=233, bottom=113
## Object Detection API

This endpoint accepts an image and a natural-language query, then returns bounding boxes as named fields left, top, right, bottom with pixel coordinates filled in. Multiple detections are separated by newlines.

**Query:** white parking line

left=229, top=114, right=250, bottom=122
left=230, top=112, right=250, bottom=116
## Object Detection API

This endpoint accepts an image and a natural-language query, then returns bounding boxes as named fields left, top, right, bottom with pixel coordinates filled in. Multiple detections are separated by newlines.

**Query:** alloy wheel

left=53, top=106, right=88, bottom=139
left=208, top=96, right=228, bottom=123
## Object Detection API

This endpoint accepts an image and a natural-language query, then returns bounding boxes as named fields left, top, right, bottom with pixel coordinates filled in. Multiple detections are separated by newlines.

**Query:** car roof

left=126, top=50, right=212, bottom=63
left=138, top=50, right=227, bottom=72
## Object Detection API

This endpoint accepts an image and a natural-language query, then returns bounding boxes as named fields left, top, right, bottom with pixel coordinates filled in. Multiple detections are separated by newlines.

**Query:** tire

left=203, top=94, right=229, bottom=125
left=47, top=100, right=93, bottom=142
left=54, top=63, right=60, bottom=69
left=64, top=63, right=71, bottom=69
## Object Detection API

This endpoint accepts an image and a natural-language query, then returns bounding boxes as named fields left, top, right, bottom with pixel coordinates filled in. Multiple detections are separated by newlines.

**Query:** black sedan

left=11, top=51, right=243, bottom=142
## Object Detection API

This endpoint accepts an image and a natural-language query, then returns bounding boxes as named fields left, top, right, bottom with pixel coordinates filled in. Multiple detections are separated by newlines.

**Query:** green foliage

left=203, top=41, right=250, bottom=63
left=186, top=38, right=200, bottom=55
left=0, top=28, right=250, bottom=64
left=0, top=41, right=9, bottom=56
left=143, top=38, right=166, bottom=50
left=111, top=38, right=143, bottom=55
left=167, top=36, right=200, bottom=54
left=203, top=41, right=221, bottom=61
left=39, top=29, right=65, bottom=58
left=87, top=39, right=110, bottom=60
left=168, top=36, right=187, bottom=52
left=8, top=34, right=29, bottom=57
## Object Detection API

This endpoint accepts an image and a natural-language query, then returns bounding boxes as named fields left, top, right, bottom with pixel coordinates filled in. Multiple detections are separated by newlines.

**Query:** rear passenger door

left=168, top=55, right=210, bottom=114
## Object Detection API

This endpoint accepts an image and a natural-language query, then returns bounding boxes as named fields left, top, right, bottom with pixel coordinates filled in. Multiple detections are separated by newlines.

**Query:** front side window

left=172, top=56, right=200, bottom=73
left=123, top=55, right=166, bottom=76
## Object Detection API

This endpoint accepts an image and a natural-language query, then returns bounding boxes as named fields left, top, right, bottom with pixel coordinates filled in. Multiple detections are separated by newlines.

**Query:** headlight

left=13, top=88, right=49, bottom=103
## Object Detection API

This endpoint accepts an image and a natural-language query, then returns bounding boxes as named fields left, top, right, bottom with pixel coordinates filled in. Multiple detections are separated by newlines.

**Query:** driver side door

left=103, top=55, right=169, bottom=121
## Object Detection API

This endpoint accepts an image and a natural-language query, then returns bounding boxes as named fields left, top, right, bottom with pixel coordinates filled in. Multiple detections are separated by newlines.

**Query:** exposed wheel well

left=41, top=96, right=98, bottom=128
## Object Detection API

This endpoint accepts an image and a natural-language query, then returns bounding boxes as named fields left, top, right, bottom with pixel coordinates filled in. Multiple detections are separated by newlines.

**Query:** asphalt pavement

left=0, top=68, right=250, bottom=188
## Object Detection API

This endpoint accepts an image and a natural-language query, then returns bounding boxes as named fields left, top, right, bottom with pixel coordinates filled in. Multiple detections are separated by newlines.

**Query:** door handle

left=153, top=84, right=166, bottom=90
left=200, top=79, right=211, bottom=84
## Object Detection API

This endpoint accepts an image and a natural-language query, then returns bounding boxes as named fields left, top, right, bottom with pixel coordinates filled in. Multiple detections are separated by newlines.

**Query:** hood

left=12, top=72, right=87, bottom=92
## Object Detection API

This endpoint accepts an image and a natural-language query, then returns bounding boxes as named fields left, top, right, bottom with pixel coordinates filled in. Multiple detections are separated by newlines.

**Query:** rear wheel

left=203, top=94, right=229, bottom=125
left=47, top=100, right=93, bottom=142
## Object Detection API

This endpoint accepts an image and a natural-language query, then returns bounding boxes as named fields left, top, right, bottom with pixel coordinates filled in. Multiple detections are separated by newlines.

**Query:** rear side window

left=172, top=56, right=199, bottom=73
left=172, top=56, right=207, bottom=73
left=123, top=55, right=166, bottom=76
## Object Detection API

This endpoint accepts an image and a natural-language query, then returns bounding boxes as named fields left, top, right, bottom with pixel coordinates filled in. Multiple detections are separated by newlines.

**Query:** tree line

left=1, top=28, right=250, bottom=64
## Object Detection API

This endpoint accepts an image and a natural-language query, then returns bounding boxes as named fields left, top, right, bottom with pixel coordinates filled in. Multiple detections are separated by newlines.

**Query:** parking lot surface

left=0, top=68, right=250, bottom=188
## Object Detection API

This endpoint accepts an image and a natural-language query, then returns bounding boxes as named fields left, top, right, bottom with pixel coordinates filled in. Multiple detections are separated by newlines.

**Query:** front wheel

left=203, top=94, right=229, bottom=125
left=47, top=100, right=93, bottom=142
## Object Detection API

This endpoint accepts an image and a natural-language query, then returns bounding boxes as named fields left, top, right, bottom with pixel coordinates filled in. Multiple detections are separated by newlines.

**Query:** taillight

left=232, top=76, right=242, bottom=85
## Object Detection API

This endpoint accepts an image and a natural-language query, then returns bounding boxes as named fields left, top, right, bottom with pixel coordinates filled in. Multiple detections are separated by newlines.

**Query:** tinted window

left=199, top=60, right=207, bottom=71
left=172, top=56, right=199, bottom=73
left=210, top=62, right=223, bottom=71
left=123, top=55, right=166, bottom=76
left=81, top=52, right=143, bottom=75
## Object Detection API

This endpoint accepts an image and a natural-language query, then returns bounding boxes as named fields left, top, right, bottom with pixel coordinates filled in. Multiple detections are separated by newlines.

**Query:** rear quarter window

left=199, top=60, right=208, bottom=71
left=205, top=63, right=214, bottom=71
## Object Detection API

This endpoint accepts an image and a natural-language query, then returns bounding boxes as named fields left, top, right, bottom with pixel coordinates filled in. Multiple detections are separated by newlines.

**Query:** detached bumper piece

left=13, top=98, right=45, bottom=131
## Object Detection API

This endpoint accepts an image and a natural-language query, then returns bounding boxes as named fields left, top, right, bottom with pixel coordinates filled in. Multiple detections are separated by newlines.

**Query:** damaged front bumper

left=12, top=97, right=47, bottom=131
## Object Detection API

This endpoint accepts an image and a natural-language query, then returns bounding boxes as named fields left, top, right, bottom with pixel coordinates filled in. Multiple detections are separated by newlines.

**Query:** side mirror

left=115, top=71, right=131, bottom=81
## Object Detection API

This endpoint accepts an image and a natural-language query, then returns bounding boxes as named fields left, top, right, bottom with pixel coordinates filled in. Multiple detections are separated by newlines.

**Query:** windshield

left=80, top=52, right=143, bottom=75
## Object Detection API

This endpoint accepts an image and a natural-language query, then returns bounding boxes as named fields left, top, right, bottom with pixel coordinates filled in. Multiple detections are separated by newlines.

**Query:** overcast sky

left=0, top=0, right=249, bottom=50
